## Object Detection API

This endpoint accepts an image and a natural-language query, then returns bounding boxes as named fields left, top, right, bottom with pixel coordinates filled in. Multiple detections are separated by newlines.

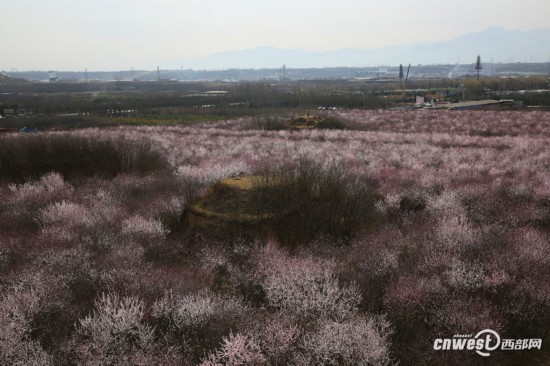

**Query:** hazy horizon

left=2, top=0, right=550, bottom=71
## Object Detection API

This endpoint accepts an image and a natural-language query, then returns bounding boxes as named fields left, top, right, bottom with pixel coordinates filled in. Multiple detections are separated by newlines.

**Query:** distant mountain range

left=168, top=27, right=550, bottom=70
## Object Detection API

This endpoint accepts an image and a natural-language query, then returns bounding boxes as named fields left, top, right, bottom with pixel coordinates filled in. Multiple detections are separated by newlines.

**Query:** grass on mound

left=188, top=176, right=274, bottom=222
left=184, top=160, right=379, bottom=246
left=0, top=134, right=168, bottom=182
left=183, top=176, right=273, bottom=241
left=287, top=114, right=347, bottom=130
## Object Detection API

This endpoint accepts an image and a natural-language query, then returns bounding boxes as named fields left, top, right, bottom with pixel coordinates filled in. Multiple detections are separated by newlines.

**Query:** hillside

left=0, top=73, right=29, bottom=86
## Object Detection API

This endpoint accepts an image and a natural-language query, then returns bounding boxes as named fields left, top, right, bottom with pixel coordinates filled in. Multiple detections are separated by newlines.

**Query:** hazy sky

left=2, top=0, right=549, bottom=71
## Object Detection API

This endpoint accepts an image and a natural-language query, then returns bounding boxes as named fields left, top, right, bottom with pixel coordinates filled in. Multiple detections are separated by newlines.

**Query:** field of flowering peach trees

left=1, top=109, right=550, bottom=365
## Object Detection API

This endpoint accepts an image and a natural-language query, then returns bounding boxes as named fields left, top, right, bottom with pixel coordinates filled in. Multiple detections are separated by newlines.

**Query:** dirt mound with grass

left=183, top=160, right=379, bottom=245
left=287, top=114, right=325, bottom=129
left=183, top=175, right=274, bottom=239
left=286, top=113, right=347, bottom=130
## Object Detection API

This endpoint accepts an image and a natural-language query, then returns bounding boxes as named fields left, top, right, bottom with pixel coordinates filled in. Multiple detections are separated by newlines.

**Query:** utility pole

left=157, top=66, right=160, bottom=82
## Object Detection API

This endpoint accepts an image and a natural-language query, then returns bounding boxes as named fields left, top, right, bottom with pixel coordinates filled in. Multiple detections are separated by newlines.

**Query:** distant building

left=0, top=108, right=33, bottom=117
left=48, top=71, right=58, bottom=82
left=3, top=108, right=15, bottom=117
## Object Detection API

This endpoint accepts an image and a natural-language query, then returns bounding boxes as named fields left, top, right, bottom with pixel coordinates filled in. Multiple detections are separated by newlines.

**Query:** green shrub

left=0, top=134, right=168, bottom=182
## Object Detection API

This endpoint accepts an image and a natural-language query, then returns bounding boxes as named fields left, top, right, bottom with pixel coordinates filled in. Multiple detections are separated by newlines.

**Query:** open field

left=1, top=77, right=550, bottom=132
left=1, top=109, right=550, bottom=365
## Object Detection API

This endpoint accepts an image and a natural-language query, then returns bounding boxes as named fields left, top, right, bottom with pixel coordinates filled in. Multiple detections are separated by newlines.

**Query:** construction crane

left=402, top=64, right=411, bottom=102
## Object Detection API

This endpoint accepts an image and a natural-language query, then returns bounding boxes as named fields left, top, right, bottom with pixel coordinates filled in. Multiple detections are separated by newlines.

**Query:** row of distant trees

left=1, top=62, right=549, bottom=123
